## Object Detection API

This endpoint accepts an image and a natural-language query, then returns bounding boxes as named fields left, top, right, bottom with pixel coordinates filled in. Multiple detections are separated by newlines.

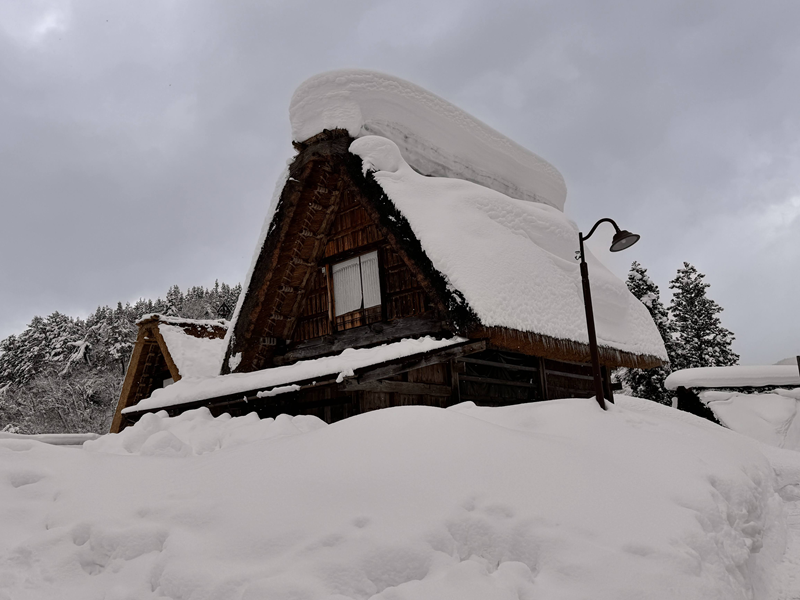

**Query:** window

left=332, top=250, right=381, bottom=317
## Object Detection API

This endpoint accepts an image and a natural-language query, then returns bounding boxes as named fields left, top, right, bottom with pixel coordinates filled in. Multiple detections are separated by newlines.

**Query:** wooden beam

left=277, top=314, right=448, bottom=364
left=538, top=357, right=548, bottom=400
left=457, top=356, right=541, bottom=374
left=110, top=327, right=151, bottom=433
left=458, top=375, right=541, bottom=389
left=341, top=380, right=452, bottom=396
left=353, top=340, right=486, bottom=384
left=450, top=359, right=462, bottom=406
left=544, top=369, right=594, bottom=381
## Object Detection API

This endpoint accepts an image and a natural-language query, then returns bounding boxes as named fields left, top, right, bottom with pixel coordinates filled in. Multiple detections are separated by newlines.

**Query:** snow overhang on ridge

left=290, top=69, right=567, bottom=211
left=349, top=136, right=669, bottom=362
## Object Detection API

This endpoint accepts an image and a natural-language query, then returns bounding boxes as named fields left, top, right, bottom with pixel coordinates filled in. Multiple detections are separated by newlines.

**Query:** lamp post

left=578, top=218, right=640, bottom=410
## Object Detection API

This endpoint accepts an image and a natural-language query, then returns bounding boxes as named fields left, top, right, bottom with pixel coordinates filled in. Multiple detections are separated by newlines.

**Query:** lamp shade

left=609, top=230, right=640, bottom=252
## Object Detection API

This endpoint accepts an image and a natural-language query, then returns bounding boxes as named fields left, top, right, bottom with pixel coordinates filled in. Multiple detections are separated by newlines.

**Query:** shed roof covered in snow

left=110, top=315, right=228, bottom=432
left=123, top=335, right=469, bottom=415
left=665, top=365, right=800, bottom=390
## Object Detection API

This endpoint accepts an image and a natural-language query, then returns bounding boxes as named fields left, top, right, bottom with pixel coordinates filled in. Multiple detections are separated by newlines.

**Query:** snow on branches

left=619, top=261, right=738, bottom=404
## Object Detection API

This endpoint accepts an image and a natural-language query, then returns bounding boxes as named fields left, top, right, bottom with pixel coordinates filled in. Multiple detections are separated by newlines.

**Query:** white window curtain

left=359, top=251, right=381, bottom=309
left=332, top=256, right=362, bottom=316
left=332, top=251, right=382, bottom=317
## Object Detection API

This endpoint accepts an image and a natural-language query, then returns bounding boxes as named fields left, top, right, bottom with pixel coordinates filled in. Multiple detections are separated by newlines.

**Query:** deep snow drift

left=1, top=396, right=796, bottom=600
left=702, top=388, right=800, bottom=452
left=290, top=69, right=567, bottom=210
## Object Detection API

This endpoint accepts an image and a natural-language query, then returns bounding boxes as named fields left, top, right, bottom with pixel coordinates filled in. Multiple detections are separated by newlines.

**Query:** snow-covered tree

left=618, top=262, right=675, bottom=404
left=669, top=263, right=738, bottom=371
left=0, top=281, right=241, bottom=433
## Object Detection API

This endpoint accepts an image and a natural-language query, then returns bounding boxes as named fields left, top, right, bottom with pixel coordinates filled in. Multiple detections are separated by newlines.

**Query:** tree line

left=0, top=263, right=735, bottom=432
left=0, top=282, right=240, bottom=434
left=619, top=262, right=738, bottom=404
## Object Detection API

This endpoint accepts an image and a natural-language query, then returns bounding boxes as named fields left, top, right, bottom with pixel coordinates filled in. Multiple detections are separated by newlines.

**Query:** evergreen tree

left=669, top=262, right=738, bottom=370
left=0, top=280, right=241, bottom=433
left=619, top=262, right=675, bottom=404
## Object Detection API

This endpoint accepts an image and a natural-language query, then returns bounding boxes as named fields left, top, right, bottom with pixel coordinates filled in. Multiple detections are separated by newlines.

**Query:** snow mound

left=290, top=69, right=567, bottom=210
left=0, top=398, right=793, bottom=599
left=701, top=388, right=800, bottom=451
left=665, top=365, right=800, bottom=389
left=84, top=407, right=326, bottom=456
left=349, top=136, right=667, bottom=360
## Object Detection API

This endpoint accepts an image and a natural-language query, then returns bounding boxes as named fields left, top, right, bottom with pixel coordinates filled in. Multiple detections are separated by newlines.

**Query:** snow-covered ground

left=2, top=396, right=799, bottom=599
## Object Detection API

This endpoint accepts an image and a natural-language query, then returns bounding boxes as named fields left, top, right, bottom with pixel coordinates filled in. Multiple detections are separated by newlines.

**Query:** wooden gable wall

left=293, top=189, right=433, bottom=341
left=224, top=130, right=449, bottom=374
left=110, top=322, right=177, bottom=433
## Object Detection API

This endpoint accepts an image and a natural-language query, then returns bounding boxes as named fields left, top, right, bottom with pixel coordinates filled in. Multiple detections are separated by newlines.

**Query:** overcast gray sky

left=1, top=0, right=798, bottom=365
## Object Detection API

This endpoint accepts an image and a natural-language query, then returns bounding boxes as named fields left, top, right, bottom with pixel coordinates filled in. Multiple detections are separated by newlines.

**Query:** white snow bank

left=0, top=396, right=791, bottom=599
left=290, top=69, right=567, bottom=210
left=665, top=365, right=800, bottom=389
left=125, top=336, right=466, bottom=413
left=0, top=432, right=99, bottom=446
left=85, top=407, right=325, bottom=456
left=700, top=388, right=800, bottom=451
left=350, top=136, right=667, bottom=360
left=158, top=324, right=227, bottom=379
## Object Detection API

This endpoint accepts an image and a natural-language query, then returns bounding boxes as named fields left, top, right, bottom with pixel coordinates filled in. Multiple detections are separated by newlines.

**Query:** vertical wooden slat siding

left=288, top=188, right=433, bottom=341
left=294, top=269, right=332, bottom=341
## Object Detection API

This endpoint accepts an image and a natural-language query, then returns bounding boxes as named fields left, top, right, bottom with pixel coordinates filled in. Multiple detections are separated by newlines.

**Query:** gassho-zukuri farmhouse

left=111, top=69, right=667, bottom=432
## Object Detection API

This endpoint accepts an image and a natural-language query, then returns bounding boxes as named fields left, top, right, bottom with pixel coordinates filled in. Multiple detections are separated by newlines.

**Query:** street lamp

left=578, top=218, right=640, bottom=410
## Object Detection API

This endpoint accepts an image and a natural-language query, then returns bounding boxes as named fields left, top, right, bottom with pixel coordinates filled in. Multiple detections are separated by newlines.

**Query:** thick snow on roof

left=157, top=323, right=228, bottom=379
left=125, top=336, right=466, bottom=413
left=136, top=314, right=227, bottom=327
left=350, top=136, right=667, bottom=361
left=665, top=365, right=800, bottom=390
left=290, top=69, right=567, bottom=210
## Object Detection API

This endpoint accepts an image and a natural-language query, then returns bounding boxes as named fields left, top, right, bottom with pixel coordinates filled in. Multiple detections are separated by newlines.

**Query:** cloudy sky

left=1, top=0, right=798, bottom=365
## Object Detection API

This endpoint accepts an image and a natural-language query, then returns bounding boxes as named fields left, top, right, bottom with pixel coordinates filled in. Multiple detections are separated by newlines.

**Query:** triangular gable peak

left=110, top=315, right=227, bottom=432
left=223, top=129, right=460, bottom=374
left=224, top=129, right=663, bottom=376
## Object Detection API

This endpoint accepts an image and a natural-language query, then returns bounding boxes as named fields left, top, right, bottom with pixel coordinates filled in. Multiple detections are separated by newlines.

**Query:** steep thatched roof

left=222, top=128, right=666, bottom=374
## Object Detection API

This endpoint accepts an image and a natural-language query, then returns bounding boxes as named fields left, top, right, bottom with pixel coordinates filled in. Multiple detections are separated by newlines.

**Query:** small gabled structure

left=110, top=315, right=227, bottom=432
left=113, top=70, right=668, bottom=432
